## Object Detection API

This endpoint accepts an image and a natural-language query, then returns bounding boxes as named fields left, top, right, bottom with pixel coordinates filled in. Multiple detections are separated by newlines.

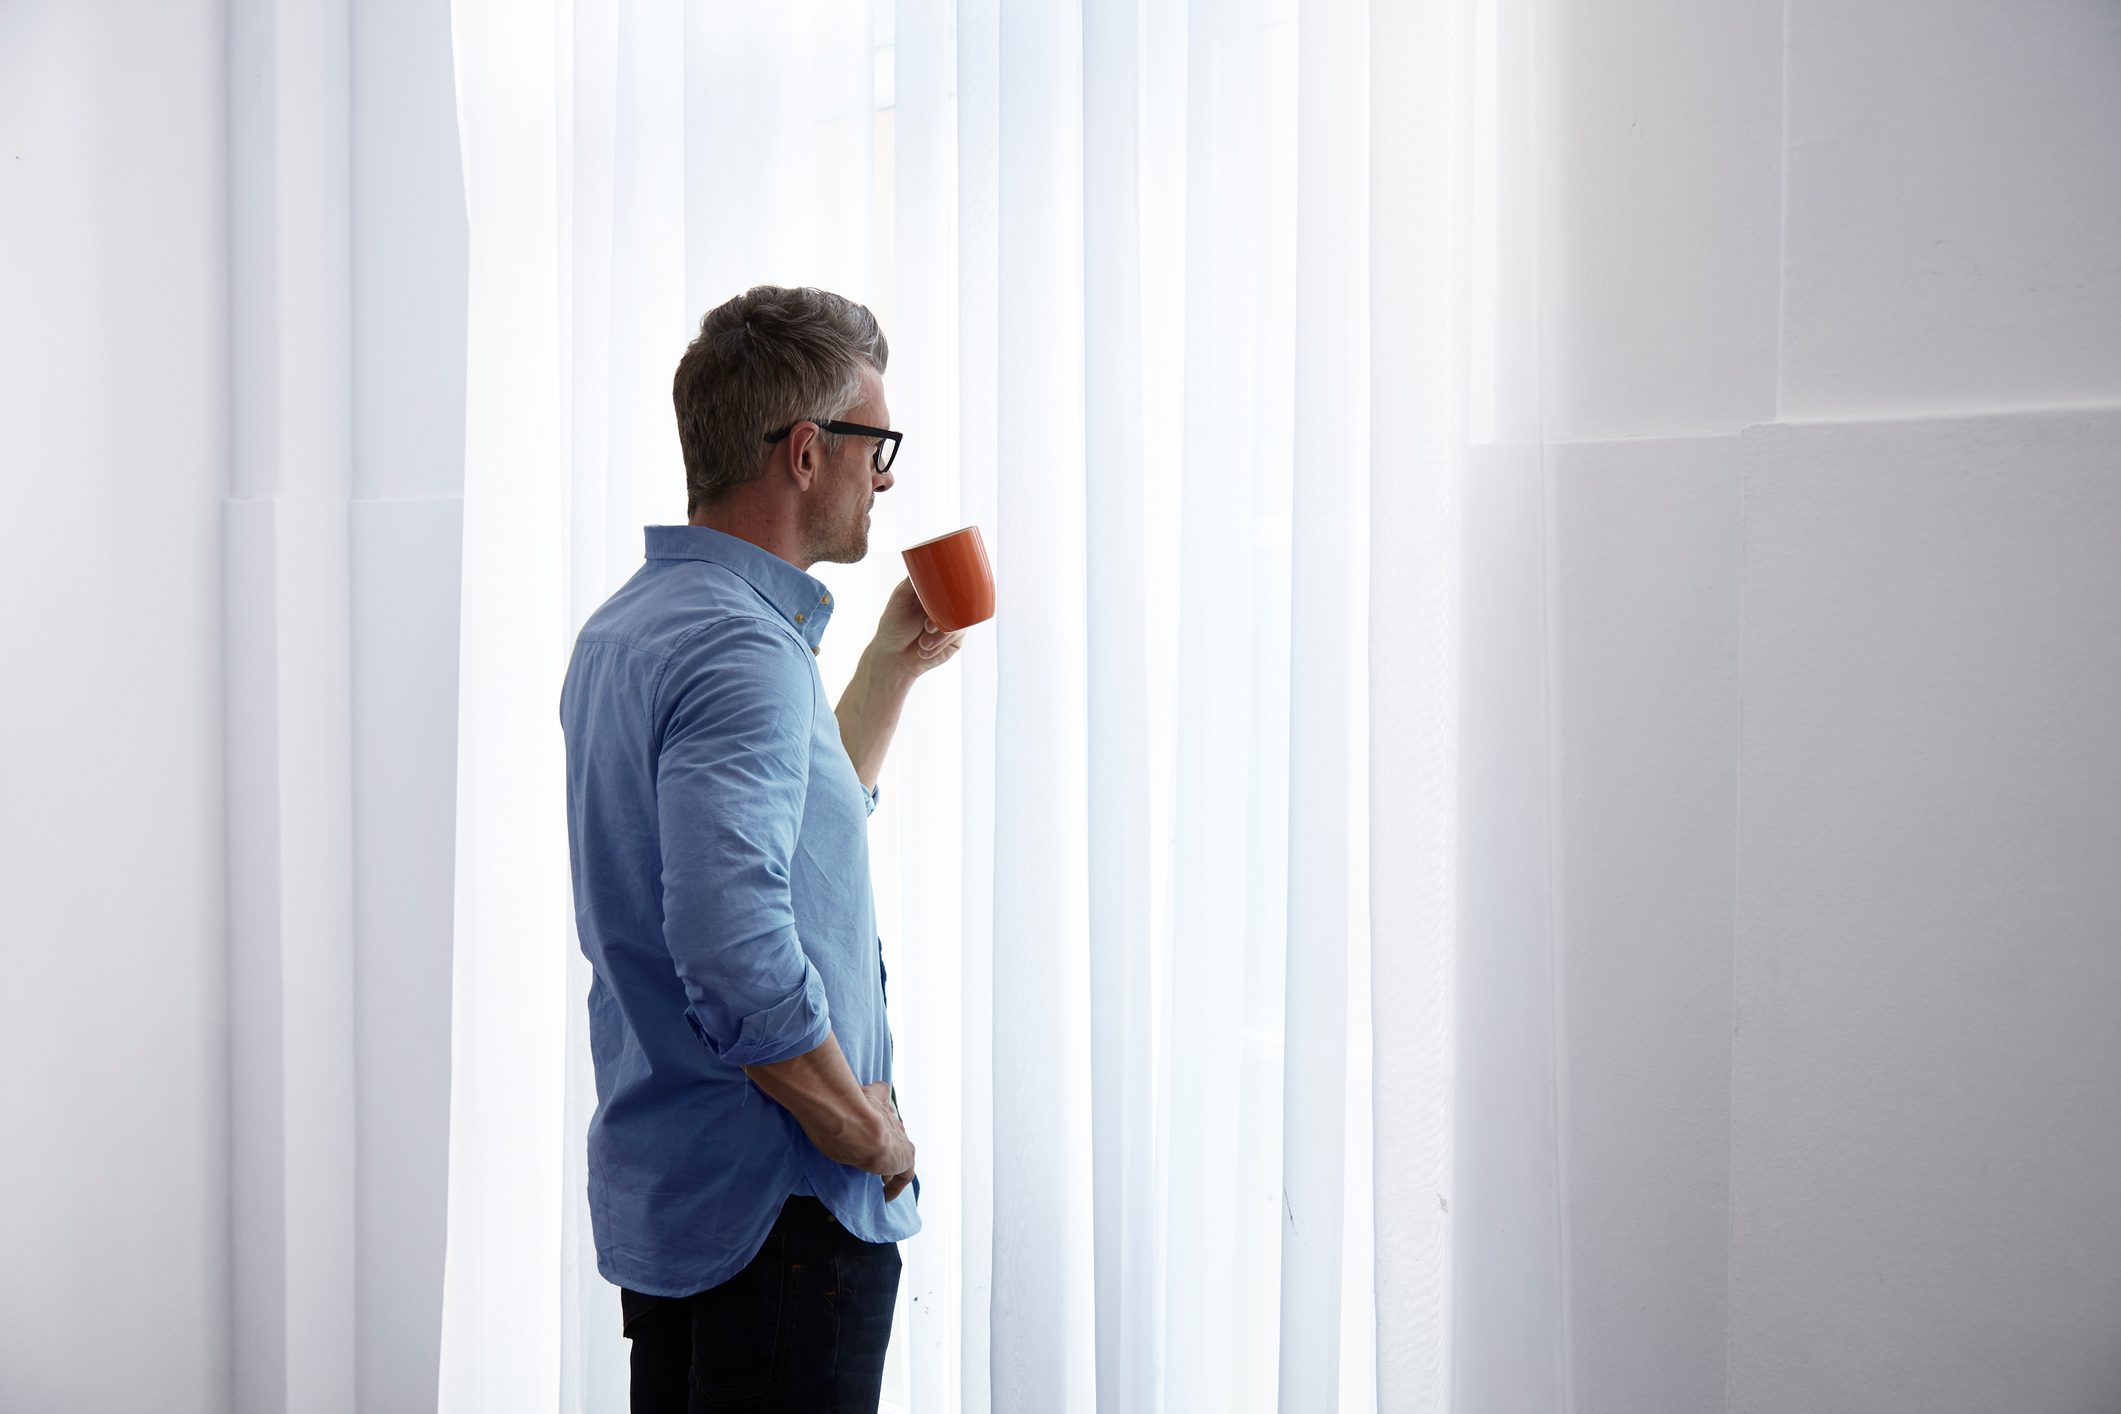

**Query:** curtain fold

left=438, top=5, right=574, bottom=1411
left=442, top=1, right=1534, bottom=1409
left=1080, top=4, right=1160, bottom=1412
left=1368, top=0, right=1469, bottom=1405
left=1284, top=0, right=1369, bottom=1401
left=989, top=0, right=1098, bottom=1403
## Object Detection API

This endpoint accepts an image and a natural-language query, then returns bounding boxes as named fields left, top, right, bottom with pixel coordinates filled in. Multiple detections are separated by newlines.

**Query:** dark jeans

left=621, top=1194, right=902, bottom=1413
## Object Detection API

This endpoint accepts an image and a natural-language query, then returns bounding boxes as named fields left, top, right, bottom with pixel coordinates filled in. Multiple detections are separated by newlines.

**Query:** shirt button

left=812, top=645, right=821, bottom=656
left=821, top=594, right=831, bottom=606
left=795, top=612, right=806, bottom=624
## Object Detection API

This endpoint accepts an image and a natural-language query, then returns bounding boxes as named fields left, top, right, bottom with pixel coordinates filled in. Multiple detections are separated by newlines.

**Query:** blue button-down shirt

left=559, top=524, right=919, bottom=1297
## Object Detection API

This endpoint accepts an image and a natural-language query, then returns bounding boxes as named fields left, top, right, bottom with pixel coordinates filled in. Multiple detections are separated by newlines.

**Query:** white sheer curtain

left=440, top=0, right=1541, bottom=1410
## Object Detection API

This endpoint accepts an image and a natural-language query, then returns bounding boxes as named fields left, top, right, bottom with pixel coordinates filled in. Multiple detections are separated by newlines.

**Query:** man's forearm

left=742, top=1032, right=904, bottom=1172
left=834, top=646, right=916, bottom=789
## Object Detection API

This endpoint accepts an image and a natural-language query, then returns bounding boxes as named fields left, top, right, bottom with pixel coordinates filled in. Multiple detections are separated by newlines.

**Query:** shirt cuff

left=711, top=963, right=832, bottom=1068
left=863, top=781, right=881, bottom=817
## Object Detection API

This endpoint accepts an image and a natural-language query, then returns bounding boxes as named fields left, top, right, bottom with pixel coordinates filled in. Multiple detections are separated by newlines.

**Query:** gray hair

left=673, top=285, right=890, bottom=512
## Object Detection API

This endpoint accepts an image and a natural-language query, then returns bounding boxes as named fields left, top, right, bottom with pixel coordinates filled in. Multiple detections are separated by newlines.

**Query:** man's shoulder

left=656, top=609, right=815, bottom=703
left=575, top=560, right=804, bottom=665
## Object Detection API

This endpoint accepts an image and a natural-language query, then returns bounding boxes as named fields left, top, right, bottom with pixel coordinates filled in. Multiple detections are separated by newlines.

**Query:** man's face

left=803, top=364, right=894, bottom=565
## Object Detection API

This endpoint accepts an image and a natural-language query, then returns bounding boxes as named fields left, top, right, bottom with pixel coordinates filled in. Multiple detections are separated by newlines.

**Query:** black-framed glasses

left=763, top=418, right=902, bottom=476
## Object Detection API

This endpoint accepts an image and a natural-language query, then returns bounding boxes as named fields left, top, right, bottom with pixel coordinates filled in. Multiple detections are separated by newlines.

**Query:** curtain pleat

left=988, top=2, right=1099, bottom=1408
left=438, top=5, right=572, bottom=1412
left=1080, top=2, right=1160, bottom=1411
left=951, top=2, right=1004, bottom=1409
left=1282, top=0, right=1369, bottom=1405
left=890, top=1, right=973, bottom=1407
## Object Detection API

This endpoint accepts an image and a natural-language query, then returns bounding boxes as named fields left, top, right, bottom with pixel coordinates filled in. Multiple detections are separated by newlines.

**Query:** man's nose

left=873, top=468, right=894, bottom=495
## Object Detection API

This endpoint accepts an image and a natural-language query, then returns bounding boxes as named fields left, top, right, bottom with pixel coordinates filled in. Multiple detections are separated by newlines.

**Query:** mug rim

left=903, top=525, right=981, bottom=553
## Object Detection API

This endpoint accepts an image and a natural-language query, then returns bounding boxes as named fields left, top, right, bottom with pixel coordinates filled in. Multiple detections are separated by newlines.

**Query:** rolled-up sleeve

left=653, top=615, right=832, bottom=1068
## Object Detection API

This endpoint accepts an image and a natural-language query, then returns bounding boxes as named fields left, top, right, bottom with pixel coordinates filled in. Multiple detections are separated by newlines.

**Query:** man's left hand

left=869, top=577, right=965, bottom=683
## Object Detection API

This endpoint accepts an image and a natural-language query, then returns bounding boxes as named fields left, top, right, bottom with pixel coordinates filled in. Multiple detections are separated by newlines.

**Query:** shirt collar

left=643, top=524, right=837, bottom=653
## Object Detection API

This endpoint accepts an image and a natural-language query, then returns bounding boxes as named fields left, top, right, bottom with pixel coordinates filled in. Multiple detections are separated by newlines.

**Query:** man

left=559, top=285, right=963, bottom=1412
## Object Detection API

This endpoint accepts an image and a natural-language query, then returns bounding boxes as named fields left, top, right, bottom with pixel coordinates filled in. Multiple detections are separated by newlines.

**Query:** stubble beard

left=807, top=492, right=872, bottom=566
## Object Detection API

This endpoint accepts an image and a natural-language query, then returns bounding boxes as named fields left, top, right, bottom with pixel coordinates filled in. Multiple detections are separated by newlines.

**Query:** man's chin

left=816, top=530, right=870, bottom=566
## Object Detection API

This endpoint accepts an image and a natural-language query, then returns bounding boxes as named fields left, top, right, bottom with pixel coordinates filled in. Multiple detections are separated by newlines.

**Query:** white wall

left=0, top=5, right=231, bottom=1412
left=1, top=3, right=465, bottom=1410
left=1543, top=3, right=2121, bottom=1412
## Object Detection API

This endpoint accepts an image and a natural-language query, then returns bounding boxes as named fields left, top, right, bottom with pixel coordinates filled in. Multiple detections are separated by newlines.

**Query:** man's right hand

left=862, top=1082, right=916, bottom=1183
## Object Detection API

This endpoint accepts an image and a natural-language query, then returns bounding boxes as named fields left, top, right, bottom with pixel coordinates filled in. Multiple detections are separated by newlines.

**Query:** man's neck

left=689, top=500, right=812, bottom=571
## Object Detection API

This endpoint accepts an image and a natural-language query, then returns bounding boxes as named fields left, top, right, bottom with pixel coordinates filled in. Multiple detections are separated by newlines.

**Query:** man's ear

left=782, top=423, right=821, bottom=492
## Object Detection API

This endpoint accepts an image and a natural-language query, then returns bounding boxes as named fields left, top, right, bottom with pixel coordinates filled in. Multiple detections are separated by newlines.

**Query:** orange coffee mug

left=901, top=525, right=996, bottom=632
